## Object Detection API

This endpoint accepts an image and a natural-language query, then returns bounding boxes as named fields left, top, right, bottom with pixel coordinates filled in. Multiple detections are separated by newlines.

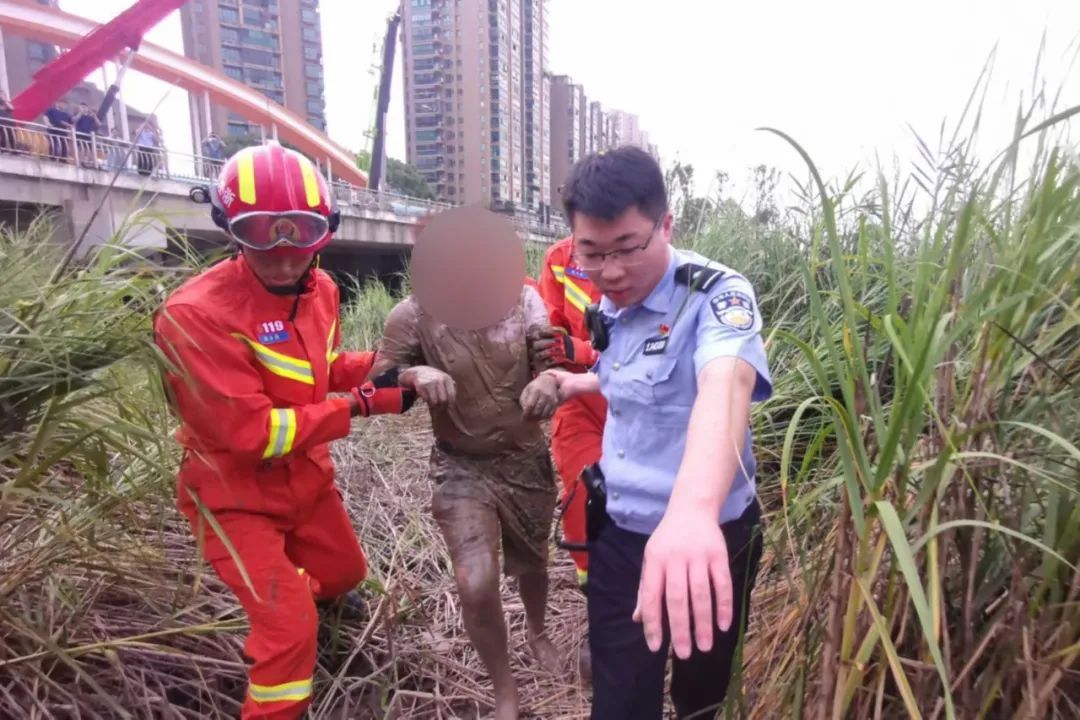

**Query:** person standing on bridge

left=202, top=131, right=224, bottom=178
left=154, top=142, right=417, bottom=719
left=44, top=99, right=73, bottom=161
left=0, top=92, right=16, bottom=153
left=73, top=103, right=100, bottom=168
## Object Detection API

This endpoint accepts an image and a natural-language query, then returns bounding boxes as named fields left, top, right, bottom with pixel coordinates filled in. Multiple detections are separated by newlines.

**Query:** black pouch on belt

left=582, top=463, right=608, bottom=542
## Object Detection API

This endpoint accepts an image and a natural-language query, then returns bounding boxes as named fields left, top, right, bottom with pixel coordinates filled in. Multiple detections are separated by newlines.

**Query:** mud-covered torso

left=381, top=289, right=547, bottom=455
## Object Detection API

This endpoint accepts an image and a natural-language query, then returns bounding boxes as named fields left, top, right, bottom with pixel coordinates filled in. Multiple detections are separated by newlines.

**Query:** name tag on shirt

left=642, top=335, right=669, bottom=355
left=566, top=265, right=589, bottom=280
left=258, top=330, right=290, bottom=345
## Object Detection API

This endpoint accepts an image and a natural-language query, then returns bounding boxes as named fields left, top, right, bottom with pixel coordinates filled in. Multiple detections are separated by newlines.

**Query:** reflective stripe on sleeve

left=263, top=408, right=297, bottom=459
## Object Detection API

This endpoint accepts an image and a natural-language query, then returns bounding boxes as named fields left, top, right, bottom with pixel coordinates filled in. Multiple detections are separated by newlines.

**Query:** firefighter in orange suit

left=154, top=142, right=415, bottom=720
left=532, top=236, right=606, bottom=677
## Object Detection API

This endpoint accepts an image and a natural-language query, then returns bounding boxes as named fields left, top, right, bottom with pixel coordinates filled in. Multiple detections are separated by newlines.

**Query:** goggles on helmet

left=228, top=211, right=330, bottom=251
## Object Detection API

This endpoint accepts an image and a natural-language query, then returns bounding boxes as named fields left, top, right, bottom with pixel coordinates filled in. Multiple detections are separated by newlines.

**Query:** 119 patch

left=710, top=291, right=755, bottom=330
left=257, top=320, right=290, bottom=344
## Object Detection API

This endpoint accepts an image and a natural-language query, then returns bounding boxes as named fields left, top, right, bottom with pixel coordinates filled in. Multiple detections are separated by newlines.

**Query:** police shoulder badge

left=710, top=290, right=755, bottom=330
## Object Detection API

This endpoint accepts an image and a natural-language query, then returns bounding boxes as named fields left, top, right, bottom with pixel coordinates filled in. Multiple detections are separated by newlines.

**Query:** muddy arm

left=370, top=300, right=424, bottom=380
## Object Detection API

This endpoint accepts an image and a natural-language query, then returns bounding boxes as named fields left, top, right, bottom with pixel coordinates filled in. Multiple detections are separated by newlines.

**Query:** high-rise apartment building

left=1, top=0, right=59, bottom=101
left=548, top=74, right=585, bottom=207
left=607, top=108, right=656, bottom=155
left=587, top=100, right=606, bottom=155
left=180, top=0, right=327, bottom=142
left=550, top=81, right=661, bottom=205
left=0, top=0, right=148, bottom=133
left=402, top=0, right=551, bottom=219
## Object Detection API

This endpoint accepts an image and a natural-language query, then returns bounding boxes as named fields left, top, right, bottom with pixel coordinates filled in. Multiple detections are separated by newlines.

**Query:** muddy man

left=371, top=207, right=562, bottom=720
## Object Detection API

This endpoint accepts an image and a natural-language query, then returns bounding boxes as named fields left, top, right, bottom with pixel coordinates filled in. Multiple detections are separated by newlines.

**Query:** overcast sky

left=69, top=1, right=1078, bottom=199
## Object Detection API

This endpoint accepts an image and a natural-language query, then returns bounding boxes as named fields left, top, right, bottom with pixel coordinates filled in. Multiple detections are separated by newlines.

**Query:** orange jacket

left=538, top=237, right=607, bottom=432
left=154, top=255, right=372, bottom=518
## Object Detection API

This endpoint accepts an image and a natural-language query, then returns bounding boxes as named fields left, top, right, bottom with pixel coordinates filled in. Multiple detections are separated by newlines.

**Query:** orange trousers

left=182, top=486, right=367, bottom=719
left=551, top=416, right=602, bottom=586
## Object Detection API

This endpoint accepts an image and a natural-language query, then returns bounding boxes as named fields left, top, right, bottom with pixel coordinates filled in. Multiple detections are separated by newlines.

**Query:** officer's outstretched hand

left=633, top=510, right=732, bottom=660
left=540, top=368, right=601, bottom=403
left=519, top=373, right=559, bottom=421
left=399, top=365, right=456, bottom=407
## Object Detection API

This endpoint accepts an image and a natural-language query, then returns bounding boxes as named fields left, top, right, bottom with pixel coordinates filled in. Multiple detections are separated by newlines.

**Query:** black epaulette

left=674, top=263, right=724, bottom=292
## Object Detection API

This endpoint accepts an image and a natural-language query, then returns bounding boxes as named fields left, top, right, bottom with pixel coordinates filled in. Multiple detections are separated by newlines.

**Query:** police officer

left=542, top=146, right=773, bottom=719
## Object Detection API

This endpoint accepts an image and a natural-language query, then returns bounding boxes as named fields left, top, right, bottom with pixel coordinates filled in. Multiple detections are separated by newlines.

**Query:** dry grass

left=0, top=407, right=603, bottom=719
left=1, top=400, right=799, bottom=720
left=321, top=410, right=593, bottom=720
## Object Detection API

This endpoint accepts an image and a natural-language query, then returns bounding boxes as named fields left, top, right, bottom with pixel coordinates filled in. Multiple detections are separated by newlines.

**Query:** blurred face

left=243, top=248, right=313, bottom=289
left=571, top=206, right=673, bottom=308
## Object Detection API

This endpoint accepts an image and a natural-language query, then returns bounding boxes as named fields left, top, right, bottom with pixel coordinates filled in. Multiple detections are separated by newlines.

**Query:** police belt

left=556, top=463, right=608, bottom=552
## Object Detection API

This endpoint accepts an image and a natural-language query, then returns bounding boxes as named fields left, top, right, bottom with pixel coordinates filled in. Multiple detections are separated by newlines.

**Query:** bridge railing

left=0, top=117, right=218, bottom=182
left=0, top=118, right=569, bottom=238
left=329, top=181, right=567, bottom=239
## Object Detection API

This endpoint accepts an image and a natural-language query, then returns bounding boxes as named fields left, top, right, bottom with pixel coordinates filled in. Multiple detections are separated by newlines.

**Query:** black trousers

left=587, top=499, right=764, bottom=720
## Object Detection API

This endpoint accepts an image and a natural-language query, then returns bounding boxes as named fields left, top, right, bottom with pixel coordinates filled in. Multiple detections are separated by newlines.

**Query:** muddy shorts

left=429, top=442, right=558, bottom=577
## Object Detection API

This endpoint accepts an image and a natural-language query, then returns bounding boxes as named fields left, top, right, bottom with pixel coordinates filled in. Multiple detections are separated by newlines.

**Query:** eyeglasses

left=228, top=211, right=330, bottom=251
left=572, top=219, right=661, bottom=272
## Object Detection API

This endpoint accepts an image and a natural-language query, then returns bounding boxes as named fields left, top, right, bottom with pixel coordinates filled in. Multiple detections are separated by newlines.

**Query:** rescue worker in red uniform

left=532, top=235, right=606, bottom=678
left=154, top=143, right=414, bottom=720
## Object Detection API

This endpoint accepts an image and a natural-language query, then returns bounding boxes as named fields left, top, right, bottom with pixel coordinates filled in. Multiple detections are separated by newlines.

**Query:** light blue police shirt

left=593, top=246, right=773, bottom=535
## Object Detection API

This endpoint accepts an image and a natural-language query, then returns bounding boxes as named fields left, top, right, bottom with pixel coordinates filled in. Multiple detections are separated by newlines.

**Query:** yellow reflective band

left=576, top=568, right=588, bottom=586
left=298, top=156, right=320, bottom=208
left=233, top=334, right=315, bottom=385
left=281, top=409, right=297, bottom=455
left=249, top=677, right=312, bottom=704
left=326, top=321, right=338, bottom=364
left=263, top=408, right=297, bottom=459
left=563, top=276, right=591, bottom=313
left=551, top=265, right=566, bottom=284
left=237, top=151, right=256, bottom=205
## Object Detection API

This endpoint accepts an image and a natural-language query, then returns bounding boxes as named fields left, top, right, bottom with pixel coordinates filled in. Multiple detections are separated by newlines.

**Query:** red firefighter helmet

left=210, top=142, right=341, bottom=254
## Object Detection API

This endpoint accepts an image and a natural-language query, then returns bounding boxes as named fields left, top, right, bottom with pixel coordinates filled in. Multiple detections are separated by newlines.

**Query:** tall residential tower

left=401, top=0, right=551, bottom=220
left=180, top=0, right=328, bottom=141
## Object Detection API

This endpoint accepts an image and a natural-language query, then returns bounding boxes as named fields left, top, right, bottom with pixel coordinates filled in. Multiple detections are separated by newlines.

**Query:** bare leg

left=519, top=568, right=562, bottom=672
left=434, top=489, right=519, bottom=720
left=455, top=554, right=519, bottom=719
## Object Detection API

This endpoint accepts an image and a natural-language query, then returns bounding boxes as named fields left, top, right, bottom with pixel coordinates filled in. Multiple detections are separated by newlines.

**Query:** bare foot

left=493, top=677, right=519, bottom=720
left=528, top=631, right=563, bottom=673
